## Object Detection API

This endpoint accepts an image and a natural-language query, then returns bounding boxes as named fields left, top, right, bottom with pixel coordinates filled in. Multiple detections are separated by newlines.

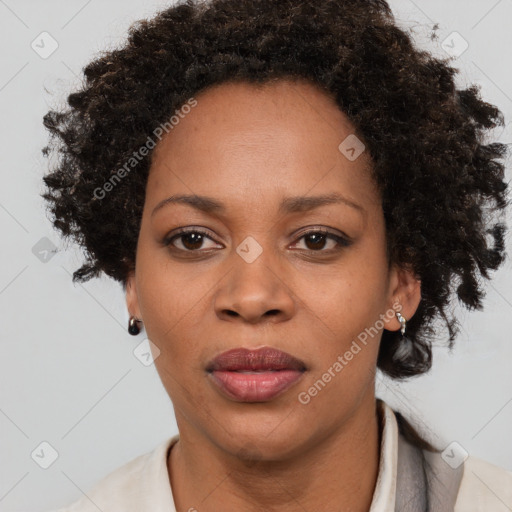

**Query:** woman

left=42, top=0, right=512, bottom=510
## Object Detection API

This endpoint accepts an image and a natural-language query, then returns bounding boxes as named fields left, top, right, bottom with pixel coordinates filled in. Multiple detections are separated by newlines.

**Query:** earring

left=128, top=316, right=142, bottom=336
left=396, top=311, right=407, bottom=337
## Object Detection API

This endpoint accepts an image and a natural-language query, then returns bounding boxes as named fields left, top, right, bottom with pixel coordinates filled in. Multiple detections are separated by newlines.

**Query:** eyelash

left=163, top=227, right=352, bottom=255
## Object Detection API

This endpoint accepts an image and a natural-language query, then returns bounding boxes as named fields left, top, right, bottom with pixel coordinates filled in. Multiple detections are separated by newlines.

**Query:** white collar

left=369, top=398, right=398, bottom=511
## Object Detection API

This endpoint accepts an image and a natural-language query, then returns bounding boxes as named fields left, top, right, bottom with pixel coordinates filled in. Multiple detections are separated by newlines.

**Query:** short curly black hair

left=42, top=0, right=509, bottom=380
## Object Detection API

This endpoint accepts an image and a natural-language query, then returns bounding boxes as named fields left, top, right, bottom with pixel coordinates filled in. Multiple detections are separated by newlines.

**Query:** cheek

left=138, top=272, right=207, bottom=406
left=292, top=248, right=389, bottom=393
left=296, top=272, right=384, bottom=412
left=298, top=255, right=389, bottom=336
left=136, top=239, right=204, bottom=331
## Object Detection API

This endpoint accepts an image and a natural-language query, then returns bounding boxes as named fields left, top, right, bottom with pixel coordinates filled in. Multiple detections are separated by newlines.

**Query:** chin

left=208, top=415, right=309, bottom=461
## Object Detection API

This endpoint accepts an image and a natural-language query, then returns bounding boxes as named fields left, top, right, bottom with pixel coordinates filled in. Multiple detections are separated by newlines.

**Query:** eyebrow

left=151, top=193, right=364, bottom=217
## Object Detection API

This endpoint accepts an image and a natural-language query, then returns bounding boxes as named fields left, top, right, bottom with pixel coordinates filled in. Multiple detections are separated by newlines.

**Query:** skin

left=126, top=79, right=421, bottom=511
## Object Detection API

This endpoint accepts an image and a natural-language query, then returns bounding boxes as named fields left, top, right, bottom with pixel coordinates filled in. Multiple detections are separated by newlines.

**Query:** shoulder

left=455, top=455, right=512, bottom=511
left=50, top=435, right=178, bottom=512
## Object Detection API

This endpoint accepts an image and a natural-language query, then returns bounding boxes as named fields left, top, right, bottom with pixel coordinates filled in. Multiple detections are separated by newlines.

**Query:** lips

left=206, top=347, right=307, bottom=372
left=206, top=347, right=306, bottom=402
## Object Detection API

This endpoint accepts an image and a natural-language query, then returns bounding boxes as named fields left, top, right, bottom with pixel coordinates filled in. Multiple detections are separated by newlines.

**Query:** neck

left=168, top=394, right=381, bottom=512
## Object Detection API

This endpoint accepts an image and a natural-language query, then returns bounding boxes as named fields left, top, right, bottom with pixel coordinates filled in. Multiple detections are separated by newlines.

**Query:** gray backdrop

left=1, top=0, right=511, bottom=510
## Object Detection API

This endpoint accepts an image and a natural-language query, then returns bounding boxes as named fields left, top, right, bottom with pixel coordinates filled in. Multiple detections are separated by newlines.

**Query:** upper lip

left=206, top=347, right=307, bottom=372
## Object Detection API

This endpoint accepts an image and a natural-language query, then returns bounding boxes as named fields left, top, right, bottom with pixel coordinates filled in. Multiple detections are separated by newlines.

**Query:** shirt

left=53, top=400, right=512, bottom=511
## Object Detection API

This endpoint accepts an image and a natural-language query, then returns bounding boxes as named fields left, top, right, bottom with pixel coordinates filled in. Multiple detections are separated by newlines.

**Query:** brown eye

left=164, top=229, right=221, bottom=252
left=291, top=229, right=351, bottom=253
left=177, top=232, right=206, bottom=251
left=302, top=232, right=331, bottom=251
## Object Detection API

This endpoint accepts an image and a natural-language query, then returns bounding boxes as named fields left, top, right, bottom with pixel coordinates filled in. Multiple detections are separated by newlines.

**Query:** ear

left=125, top=272, right=142, bottom=320
left=383, top=263, right=421, bottom=332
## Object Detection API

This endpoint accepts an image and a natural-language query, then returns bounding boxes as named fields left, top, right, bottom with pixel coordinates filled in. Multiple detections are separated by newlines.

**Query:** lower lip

left=208, top=370, right=305, bottom=402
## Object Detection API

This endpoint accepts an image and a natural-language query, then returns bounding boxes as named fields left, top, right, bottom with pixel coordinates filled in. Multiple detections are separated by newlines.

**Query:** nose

left=214, top=247, right=296, bottom=325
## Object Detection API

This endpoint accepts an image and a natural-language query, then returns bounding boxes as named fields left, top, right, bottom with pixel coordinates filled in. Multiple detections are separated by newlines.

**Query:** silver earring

left=396, top=311, right=407, bottom=337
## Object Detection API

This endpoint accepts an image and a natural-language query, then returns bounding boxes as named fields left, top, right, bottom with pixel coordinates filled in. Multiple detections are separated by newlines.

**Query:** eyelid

left=290, top=227, right=352, bottom=251
left=162, top=226, right=219, bottom=247
left=292, top=226, right=352, bottom=243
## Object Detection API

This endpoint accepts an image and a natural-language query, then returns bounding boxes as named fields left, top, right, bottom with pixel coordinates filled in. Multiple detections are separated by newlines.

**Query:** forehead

left=147, top=79, right=378, bottom=213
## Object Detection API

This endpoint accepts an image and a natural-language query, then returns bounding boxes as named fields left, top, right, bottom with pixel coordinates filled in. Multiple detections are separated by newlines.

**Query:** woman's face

left=127, top=79, right=418, bottom=459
